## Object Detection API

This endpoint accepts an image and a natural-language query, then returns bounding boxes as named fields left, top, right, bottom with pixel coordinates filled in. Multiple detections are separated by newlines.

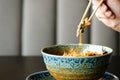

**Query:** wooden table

left=0, top=56, right=119, bottom=80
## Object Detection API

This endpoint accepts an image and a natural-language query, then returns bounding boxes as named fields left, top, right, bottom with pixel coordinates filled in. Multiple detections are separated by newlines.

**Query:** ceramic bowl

left=41, top=44, right=113, bottom=80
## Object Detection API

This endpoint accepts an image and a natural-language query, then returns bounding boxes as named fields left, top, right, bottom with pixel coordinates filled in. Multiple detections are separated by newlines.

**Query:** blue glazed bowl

left=41, top=44, right=113, bottom=80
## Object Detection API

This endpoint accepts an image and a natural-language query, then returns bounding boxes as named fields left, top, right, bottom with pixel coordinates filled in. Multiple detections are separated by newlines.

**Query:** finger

left=96, top=10, right=115, bottom=20
left=100, top=3, right=115, bottom=18
left=100, top=3, right=108, bottom=13
left=95, top=8, right=107, bottom=18
left=94, top=5, right=115, bottom=19
left=105, top=10, right=115, bottom=18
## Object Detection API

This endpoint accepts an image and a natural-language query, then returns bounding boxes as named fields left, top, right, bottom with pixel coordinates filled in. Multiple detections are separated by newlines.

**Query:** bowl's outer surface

left=41, top=44, right=113, bottom=80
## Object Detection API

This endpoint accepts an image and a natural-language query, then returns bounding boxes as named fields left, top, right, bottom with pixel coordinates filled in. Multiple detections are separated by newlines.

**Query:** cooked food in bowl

left=63, top=48, right=108, bottom=57
left=41, top=44, right=112, bottom=80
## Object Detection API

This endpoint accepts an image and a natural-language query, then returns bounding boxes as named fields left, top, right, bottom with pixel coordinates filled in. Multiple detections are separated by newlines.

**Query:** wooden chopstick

left=89, top=0, right=104, bottom=21
left=76, top=0, right=104, bottom=37
left=79, top=0, right=92, bottom=27
left=76, top=0, right=92, bottom=37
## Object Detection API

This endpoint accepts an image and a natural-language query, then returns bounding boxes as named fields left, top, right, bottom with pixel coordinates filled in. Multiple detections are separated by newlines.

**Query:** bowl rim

left=41, top=44, right=113, bottom=58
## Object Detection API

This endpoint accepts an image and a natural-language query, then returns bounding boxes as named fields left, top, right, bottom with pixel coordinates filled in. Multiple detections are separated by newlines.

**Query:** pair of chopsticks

left=76, top=0, right=104, bottom=37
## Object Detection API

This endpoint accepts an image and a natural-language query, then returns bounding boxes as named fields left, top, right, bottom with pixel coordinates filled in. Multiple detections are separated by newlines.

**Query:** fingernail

left=105, top=11, right=111, bottom=17
left=100, top=4, right=107, bottom=12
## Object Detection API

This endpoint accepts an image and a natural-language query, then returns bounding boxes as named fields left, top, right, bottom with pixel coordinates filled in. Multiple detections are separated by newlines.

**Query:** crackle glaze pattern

left=43, top=55, right=110, bottom=79
left=41, top=44, right=113, bottom=80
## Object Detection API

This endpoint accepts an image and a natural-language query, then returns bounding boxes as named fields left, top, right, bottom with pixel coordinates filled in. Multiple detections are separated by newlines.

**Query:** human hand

left=92, top=0, right=120, bottom=32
